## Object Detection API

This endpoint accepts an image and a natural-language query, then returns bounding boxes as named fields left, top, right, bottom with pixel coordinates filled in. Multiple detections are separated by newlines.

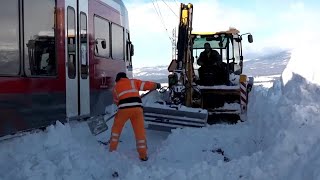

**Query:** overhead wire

left=160, top=0, right=178, bottom=18
left=154, top=0, right=166, bottom=25
left=174, top=0, right=180, bottom=7
left=151, top=0, right=174, bottom=43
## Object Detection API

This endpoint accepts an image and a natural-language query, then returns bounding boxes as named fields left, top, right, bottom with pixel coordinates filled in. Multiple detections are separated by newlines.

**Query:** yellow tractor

left=143, top=3, right=254, bottom=131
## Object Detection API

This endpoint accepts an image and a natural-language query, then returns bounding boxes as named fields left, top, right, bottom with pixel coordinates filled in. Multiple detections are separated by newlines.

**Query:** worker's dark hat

left=115, top=72, right=127, bottom=82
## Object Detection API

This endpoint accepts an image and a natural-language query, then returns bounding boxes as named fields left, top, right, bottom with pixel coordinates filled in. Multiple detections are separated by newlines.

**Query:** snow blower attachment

left=143, top=3, right=254, bottom=131
left=143, top=103, right=208, bottom=131
left=142, top=88, right=208, bottom=131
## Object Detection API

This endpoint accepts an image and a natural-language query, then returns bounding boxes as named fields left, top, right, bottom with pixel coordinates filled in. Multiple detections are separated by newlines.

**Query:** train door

left=65, top=0, right=90, bottom=119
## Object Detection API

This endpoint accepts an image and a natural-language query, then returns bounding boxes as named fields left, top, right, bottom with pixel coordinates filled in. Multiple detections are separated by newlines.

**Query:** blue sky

left=123, top=0, right=320, bottom=68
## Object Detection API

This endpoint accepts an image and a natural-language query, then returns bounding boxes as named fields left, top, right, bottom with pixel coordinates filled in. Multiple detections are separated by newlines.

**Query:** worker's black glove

left=156, top=83, right=161, bottom=89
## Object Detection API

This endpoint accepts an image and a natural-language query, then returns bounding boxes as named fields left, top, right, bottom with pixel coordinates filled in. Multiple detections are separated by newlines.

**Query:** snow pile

left=121, top=49, right=320, bottom=179
left=282, top=42, right=320, bottom=86
left=253, top=75, right=281, bottom=88
left=237, top=74, right=320, bottom=180
left=0, top=121, right=160, bottom=180
left=141, top=90, right=164, bottom=105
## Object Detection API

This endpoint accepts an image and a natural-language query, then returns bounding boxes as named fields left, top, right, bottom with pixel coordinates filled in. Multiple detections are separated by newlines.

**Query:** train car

left=0, top=0, right=134, bottom=137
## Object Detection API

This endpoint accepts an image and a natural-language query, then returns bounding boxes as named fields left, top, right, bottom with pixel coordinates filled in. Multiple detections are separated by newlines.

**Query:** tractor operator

left=197, top=42, right=222, bottom=66
left=197, top=42, right=228, bottom=85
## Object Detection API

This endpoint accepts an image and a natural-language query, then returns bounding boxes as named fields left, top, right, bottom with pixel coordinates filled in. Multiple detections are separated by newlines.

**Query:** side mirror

left=130, top=43, right=134, bottom=56
left=101, top=40, right=107, bottom=49
left=248, top=34, right=253, bottom=43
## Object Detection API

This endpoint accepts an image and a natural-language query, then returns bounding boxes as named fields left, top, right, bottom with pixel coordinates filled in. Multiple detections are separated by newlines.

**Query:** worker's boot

left=139, top=156, right=148, bottom=161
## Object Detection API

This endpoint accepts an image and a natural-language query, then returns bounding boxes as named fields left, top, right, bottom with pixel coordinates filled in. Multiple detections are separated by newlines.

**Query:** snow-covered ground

left=1, top=44, right=320, bottom=179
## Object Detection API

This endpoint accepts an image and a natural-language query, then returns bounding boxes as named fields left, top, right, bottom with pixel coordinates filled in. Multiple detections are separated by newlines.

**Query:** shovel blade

left=87, top=116, right=109, bottom=136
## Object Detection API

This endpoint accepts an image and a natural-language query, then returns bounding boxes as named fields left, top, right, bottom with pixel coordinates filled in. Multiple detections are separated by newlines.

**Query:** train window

left=94, top=16, right=110, bottom=58
left=126, top=32, right=132, bottom=68
left=0, top=0, right=20, bottom=76
left=80, top=12, right=88, bottom=79
left=126, top=33, right=129, bottom=61
left=111, top=24, right=124, bottom=60
left=67, top=7, right=76, bottom=79
left=24, top=0, right=57, bottom=76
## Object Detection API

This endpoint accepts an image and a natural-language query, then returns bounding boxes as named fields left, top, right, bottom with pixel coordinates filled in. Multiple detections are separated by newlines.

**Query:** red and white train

left=0, top=0, right=134, bottom=137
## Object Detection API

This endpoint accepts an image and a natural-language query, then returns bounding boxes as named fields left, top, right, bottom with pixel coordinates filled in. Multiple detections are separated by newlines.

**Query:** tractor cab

left=191, top=28, right=253, bottom=86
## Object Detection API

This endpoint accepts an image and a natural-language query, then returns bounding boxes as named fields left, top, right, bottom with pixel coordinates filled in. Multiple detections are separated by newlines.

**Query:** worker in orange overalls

left=109, top=72, right=161, bottom=161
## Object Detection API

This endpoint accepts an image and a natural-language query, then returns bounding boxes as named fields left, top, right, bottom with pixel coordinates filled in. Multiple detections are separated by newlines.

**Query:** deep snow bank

left=282, top=42, right=320, bottom=86
left=120, top=44, right=320, bottom=179
left=119, top=74, right=320, bottom=180
left=0, top=122, right=115, bottom=180
left=0, top=121, right=167, bottom=180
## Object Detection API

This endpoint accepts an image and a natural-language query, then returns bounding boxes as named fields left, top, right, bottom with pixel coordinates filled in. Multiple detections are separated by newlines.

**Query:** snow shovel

left=87, top=110, right=122, bottom=136
left=87, top=115, right=109, bottom=136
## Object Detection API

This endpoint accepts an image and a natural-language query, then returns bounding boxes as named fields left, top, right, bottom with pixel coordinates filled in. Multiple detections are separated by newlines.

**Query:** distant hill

left=133, top=50, right=292, bottom=82
left=243, top=50, right=291, bottom=76
left=133, top=65, right=169, bottom=83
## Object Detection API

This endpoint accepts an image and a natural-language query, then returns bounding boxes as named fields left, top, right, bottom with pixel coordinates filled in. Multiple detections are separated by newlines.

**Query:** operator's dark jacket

left=197, top=49, right=222, bottom=66
left=197, top=49, right=228, bottom=85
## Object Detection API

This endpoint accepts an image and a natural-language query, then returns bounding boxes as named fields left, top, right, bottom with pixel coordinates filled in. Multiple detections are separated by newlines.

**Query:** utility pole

left=172, top=27, right=177, bottom=60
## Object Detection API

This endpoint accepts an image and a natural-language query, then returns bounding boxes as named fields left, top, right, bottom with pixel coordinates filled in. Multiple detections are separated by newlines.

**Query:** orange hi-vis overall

left=109, top=78, right=157, bottom=159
